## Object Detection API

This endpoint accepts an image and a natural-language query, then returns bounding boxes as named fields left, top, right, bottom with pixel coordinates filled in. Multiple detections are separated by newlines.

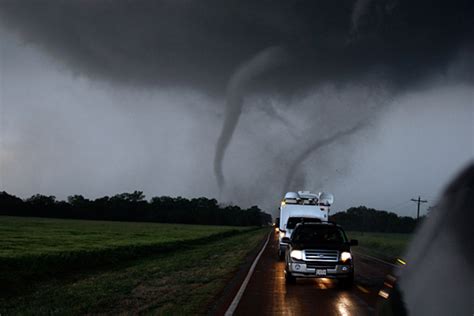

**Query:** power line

left=411, top=196, right=428, bottom=220
left=387, top=199, right=414, bottom=211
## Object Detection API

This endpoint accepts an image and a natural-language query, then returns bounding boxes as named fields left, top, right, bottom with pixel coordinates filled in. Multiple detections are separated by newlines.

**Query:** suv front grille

left=304, top=249, right=339, bottom=262
left=306, top=262, right=337, bottom=269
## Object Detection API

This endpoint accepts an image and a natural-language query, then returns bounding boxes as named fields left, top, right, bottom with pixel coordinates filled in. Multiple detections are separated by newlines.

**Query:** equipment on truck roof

left=282, top=191, right=333, bottom=206
left=278, top=190, right=335, bottom=259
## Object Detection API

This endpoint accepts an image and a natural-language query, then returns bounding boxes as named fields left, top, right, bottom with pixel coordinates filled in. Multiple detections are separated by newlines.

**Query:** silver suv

left=282, top=222, right=358, bottom=287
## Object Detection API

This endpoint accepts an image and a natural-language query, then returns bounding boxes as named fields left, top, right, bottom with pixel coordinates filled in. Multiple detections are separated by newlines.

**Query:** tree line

left=0, top=191, right=272, bottom=226
left=330, top=206, right=424, bottom=233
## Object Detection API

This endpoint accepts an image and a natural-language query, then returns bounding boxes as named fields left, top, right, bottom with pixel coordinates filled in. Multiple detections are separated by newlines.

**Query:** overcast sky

left=0, top=1, right=473, bottom=218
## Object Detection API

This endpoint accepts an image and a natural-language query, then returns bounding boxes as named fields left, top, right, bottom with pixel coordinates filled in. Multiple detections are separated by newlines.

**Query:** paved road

left=233, top=232, right=394, bottom=316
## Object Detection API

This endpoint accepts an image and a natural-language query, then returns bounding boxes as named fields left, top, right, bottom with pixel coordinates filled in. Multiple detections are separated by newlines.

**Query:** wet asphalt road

left=233, top=232, right=394, bottom=316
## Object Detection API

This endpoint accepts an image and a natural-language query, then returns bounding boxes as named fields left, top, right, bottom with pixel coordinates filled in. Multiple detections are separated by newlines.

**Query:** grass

left=0, top=216, right=252, bottom=297
left=346, top=231, right=413, bottom=259
left=0, top=221, right=268, bottom=315
left=0, top=216, right=248, bottom=258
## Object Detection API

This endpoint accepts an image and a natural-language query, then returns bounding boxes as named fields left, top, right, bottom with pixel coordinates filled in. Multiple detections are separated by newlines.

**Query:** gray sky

left=0, top=1, right=473, bottom=218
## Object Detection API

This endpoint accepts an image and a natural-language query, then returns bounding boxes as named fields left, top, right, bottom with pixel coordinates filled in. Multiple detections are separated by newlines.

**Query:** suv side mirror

left=282, top=237, right=291, bottom=244
left=350, top=239, right=358, bottom=246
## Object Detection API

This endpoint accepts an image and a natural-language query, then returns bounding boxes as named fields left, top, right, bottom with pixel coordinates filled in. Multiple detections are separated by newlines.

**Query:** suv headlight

left=290, top=250, right=303, bottom=260
left=341, top=251, right=352, bottom=262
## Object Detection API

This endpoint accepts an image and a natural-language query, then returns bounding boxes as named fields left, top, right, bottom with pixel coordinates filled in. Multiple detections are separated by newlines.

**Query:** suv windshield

left=286, top=217, right=321, bottom=229
left=292, top=225, right=348, bottom=244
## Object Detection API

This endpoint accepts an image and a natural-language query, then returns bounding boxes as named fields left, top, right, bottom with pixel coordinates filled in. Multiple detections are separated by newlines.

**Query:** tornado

left=282, top=121, right=366, bottom=194
left=214, top=46, right=287, bottom=189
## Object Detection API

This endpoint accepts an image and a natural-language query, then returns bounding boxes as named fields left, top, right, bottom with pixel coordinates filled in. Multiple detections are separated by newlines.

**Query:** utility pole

left=411, top=196, right=428, bottom=220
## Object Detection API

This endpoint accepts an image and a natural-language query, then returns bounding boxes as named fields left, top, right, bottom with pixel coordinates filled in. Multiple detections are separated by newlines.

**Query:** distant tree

left=111, top=191, right=145, bottom=202
left=26, top=194, right=56, bottom=207
left=330, top=206, right=418, bottom=233
left=67, top=195, right=91, bottom=208
left=0, top=190, right=272, bottom=226
left=0, top=191, right=24, bottom=215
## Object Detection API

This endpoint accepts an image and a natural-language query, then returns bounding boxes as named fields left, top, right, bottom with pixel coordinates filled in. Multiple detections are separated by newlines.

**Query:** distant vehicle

left=274, top=217, right=280, bottom=233
left=282, top=222, right=358, bottom=287
left=278, top=191, right=334, bottom=258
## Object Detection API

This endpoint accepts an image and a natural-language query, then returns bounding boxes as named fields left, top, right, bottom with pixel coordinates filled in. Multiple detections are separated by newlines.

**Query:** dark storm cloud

left=0, top=0, right=473, bottom=195
left=1, top=0, right=472, bottom=90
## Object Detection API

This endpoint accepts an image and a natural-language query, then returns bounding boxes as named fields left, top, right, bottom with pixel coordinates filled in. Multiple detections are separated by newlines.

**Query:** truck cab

left=278, top=191, right=334, bottom=259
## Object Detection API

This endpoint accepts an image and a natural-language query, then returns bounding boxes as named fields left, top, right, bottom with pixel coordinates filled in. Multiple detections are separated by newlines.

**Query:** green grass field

left=0, top=216, right=268, bottom=315
left=0, top=216, right=247, bottom=258
left=0, top=216, right=264, bottom=312
left=346, top=231, right=412, bottom=259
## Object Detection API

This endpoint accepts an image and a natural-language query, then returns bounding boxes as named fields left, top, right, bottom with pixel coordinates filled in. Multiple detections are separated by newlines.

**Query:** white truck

left=278, top=191, right=334, bottom=258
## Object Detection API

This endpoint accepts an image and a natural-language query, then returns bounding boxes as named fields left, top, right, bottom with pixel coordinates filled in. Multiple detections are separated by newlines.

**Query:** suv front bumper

left=287, top=262, right=353, bottom=278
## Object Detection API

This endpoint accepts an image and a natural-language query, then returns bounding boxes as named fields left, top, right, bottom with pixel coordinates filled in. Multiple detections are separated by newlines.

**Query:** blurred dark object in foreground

left=377, top=162, right=474, bottom=315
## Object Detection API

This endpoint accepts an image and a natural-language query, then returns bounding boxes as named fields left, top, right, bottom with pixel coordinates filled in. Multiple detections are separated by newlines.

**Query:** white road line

left=224, top=231, right=272, bottom=316
left=353, top=251, right=398, bottom=268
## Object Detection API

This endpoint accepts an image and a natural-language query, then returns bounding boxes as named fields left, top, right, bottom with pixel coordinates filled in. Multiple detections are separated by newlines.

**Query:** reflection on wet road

left=234, top=233, right=392, bottom=315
